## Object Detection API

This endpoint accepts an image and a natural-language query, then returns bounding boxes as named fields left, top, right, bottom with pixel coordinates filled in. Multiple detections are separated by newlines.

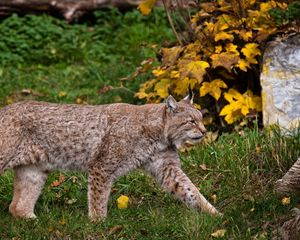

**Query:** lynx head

left=164, top=90, right=207, bottom=151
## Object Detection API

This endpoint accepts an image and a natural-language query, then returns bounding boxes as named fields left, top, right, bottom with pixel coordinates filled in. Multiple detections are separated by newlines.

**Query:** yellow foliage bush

left=136, top=0, right=291, bottom=126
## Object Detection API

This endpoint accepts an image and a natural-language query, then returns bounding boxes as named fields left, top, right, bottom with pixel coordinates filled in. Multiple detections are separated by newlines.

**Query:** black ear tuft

left=165, top=95, right=178, bottom=112
left=182, top=85, right=194, bottom=104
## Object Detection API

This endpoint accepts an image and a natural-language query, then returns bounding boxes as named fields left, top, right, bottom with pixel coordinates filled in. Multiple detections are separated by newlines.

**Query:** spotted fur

left=0, top=95, right=221, bottom=220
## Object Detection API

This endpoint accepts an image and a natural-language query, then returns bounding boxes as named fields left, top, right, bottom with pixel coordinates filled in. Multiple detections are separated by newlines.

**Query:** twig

left=162, top=0, right=183, bottom=45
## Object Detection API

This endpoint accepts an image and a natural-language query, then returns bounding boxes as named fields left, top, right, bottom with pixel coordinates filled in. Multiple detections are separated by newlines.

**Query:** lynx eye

left=190, top=120, right=197, bottom=125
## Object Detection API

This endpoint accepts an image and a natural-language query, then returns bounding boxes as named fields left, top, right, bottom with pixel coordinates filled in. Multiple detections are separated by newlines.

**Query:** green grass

left=1, top=8, right=300, bottom=240
left=0, top=8, right=174, bottom=106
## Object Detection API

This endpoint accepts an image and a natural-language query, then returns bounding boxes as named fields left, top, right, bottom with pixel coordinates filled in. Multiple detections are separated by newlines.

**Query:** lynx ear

left=182, top=85, right=194, bottom=104
left=165, top=95, right=178, bottom=112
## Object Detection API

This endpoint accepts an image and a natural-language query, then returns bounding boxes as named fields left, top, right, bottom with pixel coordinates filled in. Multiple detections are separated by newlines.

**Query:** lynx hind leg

left=144, top=157, right=221, bottom=216
left=0, top=129, right=24, bottom=174
left=9, top=165, right=48, bottom=219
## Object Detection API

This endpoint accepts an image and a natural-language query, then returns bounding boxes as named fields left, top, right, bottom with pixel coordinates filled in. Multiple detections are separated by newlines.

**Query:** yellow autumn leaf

left=152, top=68, right=166, bottom=77
left=6, top=97, right=14, bottom=105
left=219, top=22, right=229, bottom=31
left=277, top=2, right=288, bottom=9
left=217, top=14, right=236, bottom=26
left=117, top=195, right=129, bottom=209
left=203, top=116, right=213, bottom=125
left=170, top=70, right=180, bottom=79
left=161, top=46, right=183, bottom=66
left=138, top=0, right=157, bottom=15
left=249, top=96, right=262, bottom=112
left=243, top=90, right=262, bottom=112
left=214, top=31, right=234, bottom=42
left=180, top=60, right=209, bottom=82
left=154, top=79, right=170, bottom=99
left=211, top=229, right=226, bottom=237
left=236, top=59, right=250, bottom=72
left=58, top=91, right=67, bottom=98
left=249, top=0, right=256, bottom=5
left=260, top=2, right=275, bottom=12
left=135, top=91, right=148, bottom=99
left=142, top=78, right=157, bottom=89
left=220, top=89, right=262, bottom=124
left=220, top=102, right=242, bottom=124
left=211, top=52, right=240, bottom=72
left=217, top=0, right=226, bottom=6
left=215, top=45, right=223, bottom=54
left=135, top=78, right=158, bottom=100
left=225, top=43, right=239, bottom=55
left=239, top=30, right=252, bottom=41
left=241, top=105, right=249, bottom=115
left=256, top=28, right=277, bottom=43
left=76, top=97, right=87, bottom=105
left=205, top=21, right=215, bottom=33
left=281, top=196, right=291, bottom=206
left=241, top=43, right=261, bottom=64
left=224, top=88, right=243, bottom=102
left=185, top=41, right=202, bottom=53
left=211, top=194, right=217, bottom=204
left=59, top=218, right=67, bottom=226
left=174, top=77, right=198, bottom=96
left=200, top=79, right=228, bottom=100
left=200, top=2, right=218, bottom=13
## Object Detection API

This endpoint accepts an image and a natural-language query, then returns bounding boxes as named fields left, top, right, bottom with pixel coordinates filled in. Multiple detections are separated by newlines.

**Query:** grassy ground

left=0, top=9, right=300, bottom=240
left=0, top=8, right=173, bottom=106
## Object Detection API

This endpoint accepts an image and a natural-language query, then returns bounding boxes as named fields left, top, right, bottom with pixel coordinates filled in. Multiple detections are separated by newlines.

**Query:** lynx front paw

left=211, top=209, right=223, bottom=217
left=88, top=205, right=107, bottom=223
left=89, top=212, right=106, bottom=223
left=9, top=204, right=37, bottom=219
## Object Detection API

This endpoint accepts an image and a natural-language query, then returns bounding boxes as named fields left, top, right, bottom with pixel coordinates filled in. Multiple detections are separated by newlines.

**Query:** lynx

left=0, top=93, right=221, bottom=220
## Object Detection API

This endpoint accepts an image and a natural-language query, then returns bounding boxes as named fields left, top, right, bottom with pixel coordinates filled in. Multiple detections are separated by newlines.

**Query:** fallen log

left=0, top=0, right=145, bottom=21
left=0, top=0, right=198, bottom=22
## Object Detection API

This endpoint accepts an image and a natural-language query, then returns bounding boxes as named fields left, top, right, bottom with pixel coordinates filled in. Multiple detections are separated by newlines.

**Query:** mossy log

left=0, top=0, right=145, bottom=21
left=0, top=0, right=198, bottom=21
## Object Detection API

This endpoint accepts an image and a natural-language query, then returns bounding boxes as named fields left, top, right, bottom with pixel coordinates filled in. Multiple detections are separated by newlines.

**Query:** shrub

left=136, top=0, right=299, bottom=129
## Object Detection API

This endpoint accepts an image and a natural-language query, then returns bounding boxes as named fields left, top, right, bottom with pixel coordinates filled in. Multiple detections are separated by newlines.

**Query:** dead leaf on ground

left=6, top=88, right=44, bottom=104
left=211, top=229, right=226, bottom=237
left=51, top=180, right=61, bottom=187
left=200, top=164, right=207, bottom=171
left=66, top=198, right=77, bottom=205
left=51, top=174, right=65, bottom=187
left=203, top=131, right=219, bottom=144
left=98, top=85, right=113, bottom=94
left=107, top=225, right=124, bottom=236
left=71, top=176, right=77, bottom=183
left=59, top=218, right=67, bottom=226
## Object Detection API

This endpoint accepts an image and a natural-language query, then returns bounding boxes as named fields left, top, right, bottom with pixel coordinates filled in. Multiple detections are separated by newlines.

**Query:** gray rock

left=261, top=33, right=300, bottom=131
